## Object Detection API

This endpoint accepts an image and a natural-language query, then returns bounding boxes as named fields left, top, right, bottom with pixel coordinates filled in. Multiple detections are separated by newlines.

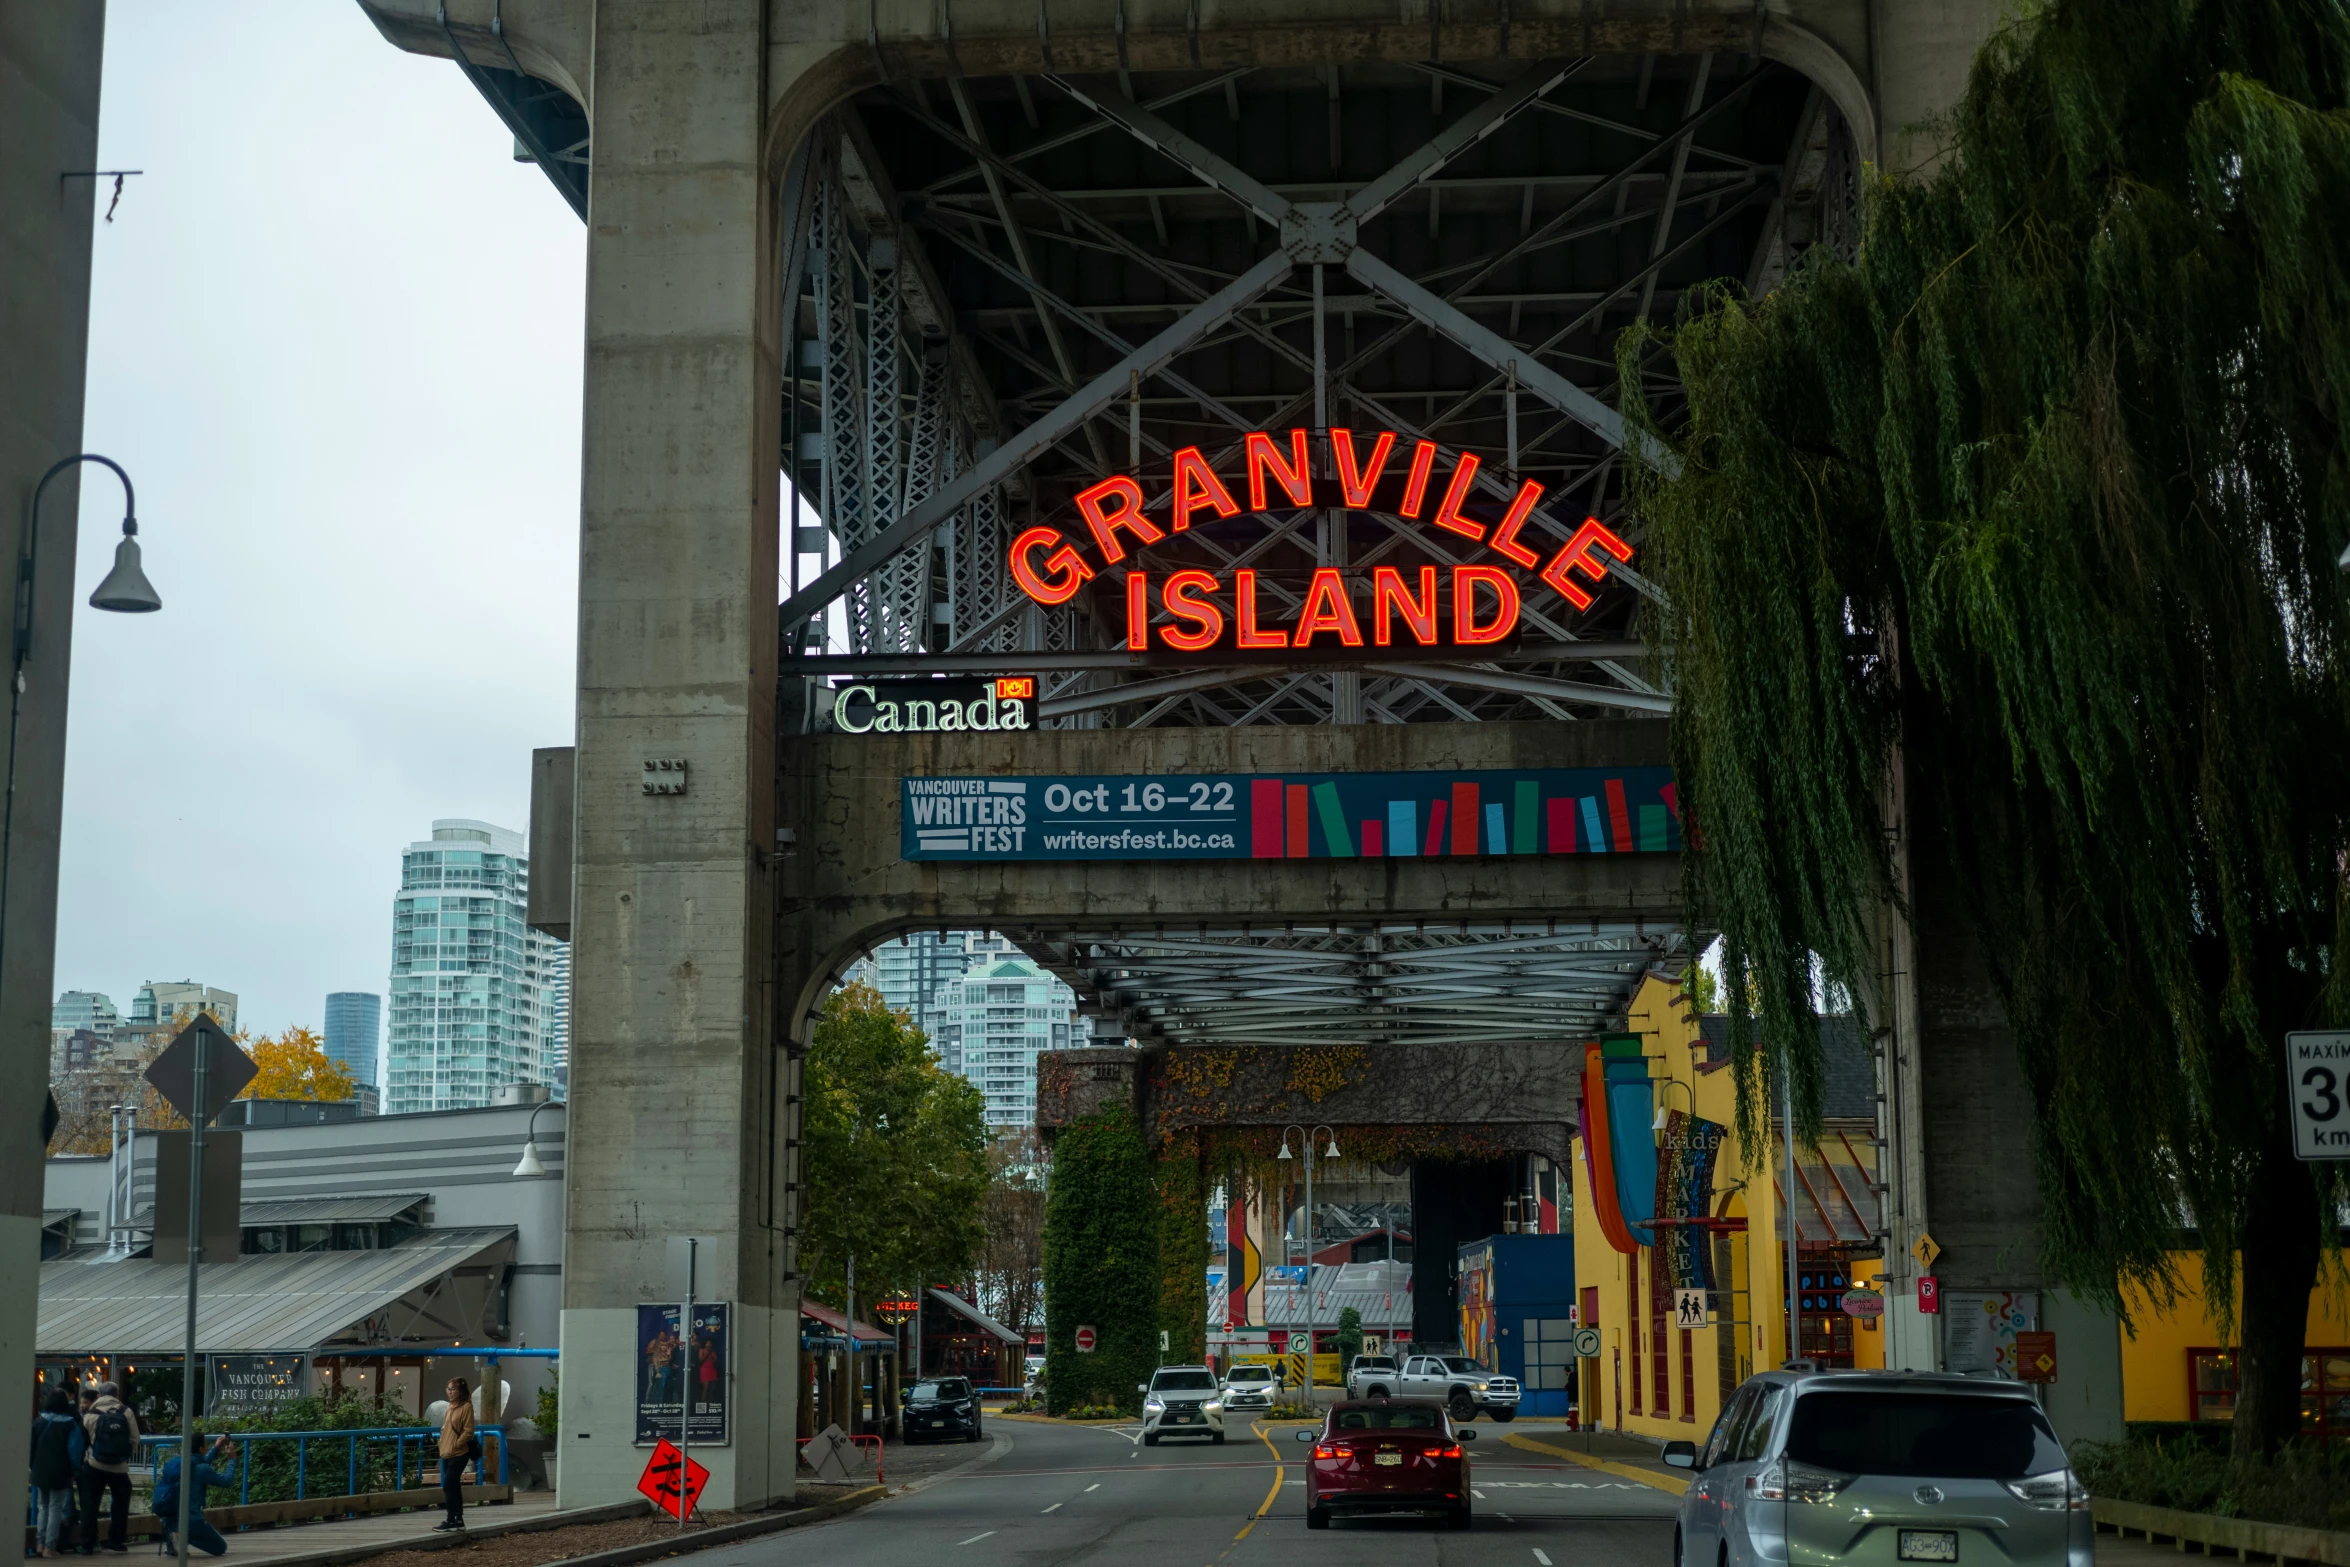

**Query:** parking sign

left=2290, top=1032, right=2350, bottom=1159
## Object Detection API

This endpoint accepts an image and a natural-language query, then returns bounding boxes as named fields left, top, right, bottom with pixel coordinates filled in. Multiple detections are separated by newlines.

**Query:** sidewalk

left=204, top=1487, right=569, bottom=1563
left=1499, top=1423, right=1688, bottom=1492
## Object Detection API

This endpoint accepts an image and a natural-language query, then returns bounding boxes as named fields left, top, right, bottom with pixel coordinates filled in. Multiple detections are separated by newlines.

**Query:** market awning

left=39, top=1227, right=516, bottom=1356
left=800, top=1299, right=894, bottom=1346
left=925, top=1288, right=1023, bottom=1347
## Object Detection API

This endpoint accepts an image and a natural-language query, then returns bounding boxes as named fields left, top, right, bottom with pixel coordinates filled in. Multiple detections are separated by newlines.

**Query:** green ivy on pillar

left=1042, top=1104, right=1160, bottom=1413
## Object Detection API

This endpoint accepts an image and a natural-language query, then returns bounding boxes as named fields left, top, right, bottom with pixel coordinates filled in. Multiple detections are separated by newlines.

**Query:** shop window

left=2189, top=1349, right=2350, bottom=1435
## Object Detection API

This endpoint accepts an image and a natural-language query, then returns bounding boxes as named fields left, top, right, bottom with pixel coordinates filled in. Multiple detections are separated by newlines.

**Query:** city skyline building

left=129, top=980, right=237, bottom=1039
left=931, top=954, right=1079, bottom=1129
left=51, top=990, right=118, bottom=1049
left=384, top=819, right=569, bottom=1115
left=323, top=991, right=383, bottom=1088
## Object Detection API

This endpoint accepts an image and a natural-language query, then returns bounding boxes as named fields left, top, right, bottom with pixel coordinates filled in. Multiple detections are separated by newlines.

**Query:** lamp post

left=511, top=1099, right=560, bottom=1177
left=1277, top=1124, right=1341, bottom=1408
left=1, top=454, right=159, bottom=1005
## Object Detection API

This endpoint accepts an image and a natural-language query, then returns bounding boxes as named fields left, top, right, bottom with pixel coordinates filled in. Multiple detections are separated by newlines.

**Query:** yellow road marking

left=1239, top=1421, right=1285, bottom=1537
left=1500, top=1431, right=1690, bottom=1495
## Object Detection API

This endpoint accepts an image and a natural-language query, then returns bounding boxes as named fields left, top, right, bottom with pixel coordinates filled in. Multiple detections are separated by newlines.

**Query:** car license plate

left=930, top=1419, right=945, bottom=1427
left=1899, top=1531, right=1958, bottom=1562
left=1375, top=1452, right=1403, bottom=1467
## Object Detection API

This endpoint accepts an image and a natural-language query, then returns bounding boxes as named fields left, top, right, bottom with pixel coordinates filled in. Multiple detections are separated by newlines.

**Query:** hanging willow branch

left=1622, top=0, right=2350, bottom=1332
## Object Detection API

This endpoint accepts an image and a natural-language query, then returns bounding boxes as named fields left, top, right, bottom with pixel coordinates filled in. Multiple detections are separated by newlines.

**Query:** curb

left=1501, top=1431, right=1689, bottom=1496
left=887, top=1432, right=1015, bottom=1499
left=530, top=1486, right=887, bottom=1567
left=212, top=1499, right=655, bottom=1567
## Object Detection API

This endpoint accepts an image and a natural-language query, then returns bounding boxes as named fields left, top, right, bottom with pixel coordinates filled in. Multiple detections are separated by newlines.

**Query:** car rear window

left=1785, top=1392, right=2067, bottom=1479
left=1154, top=1370, right=1217, bottom=1391
left=1440, top=1357, right=1482, bottom=1375
left=910, top=1382, right=965, bottom=1400
left=1355, top=1357, right=1396, bottom=1370
left=1335, top=1406, right=1442, bottom=1430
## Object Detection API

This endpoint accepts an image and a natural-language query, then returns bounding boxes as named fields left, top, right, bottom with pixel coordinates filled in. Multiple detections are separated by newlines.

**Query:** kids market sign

left=1007, top=427, right=1634, bottom=652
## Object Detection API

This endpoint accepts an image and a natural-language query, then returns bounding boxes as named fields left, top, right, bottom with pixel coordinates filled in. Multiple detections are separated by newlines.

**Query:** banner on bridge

left=900, top=766, right=1678, bottom=861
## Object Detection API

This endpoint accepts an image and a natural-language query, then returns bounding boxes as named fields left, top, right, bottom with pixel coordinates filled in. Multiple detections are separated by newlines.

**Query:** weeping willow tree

left=1624, top=0, right=2350, bottom=1455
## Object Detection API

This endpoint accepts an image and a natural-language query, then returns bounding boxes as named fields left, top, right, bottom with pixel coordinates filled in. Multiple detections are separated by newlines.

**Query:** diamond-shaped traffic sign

left=636, top=1438, right=708, bottom=1521
left=143, top=1015, right=255, bottom=1127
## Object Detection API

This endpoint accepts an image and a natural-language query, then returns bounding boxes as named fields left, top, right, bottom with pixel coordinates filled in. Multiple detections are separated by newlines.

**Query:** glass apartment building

left=52, top=990, right=119, bottom=1042
left=385, top=820, right=569, bottom=1114
left=324, top=992, right=382, bottom=1088
left=931, top=955, right=1078, bottom=1129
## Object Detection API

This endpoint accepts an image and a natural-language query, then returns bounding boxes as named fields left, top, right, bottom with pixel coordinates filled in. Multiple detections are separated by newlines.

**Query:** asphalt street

left=706, top=1417, right=1678, bottom=1567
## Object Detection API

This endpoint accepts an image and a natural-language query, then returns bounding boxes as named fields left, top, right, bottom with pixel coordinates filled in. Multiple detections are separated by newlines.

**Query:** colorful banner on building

left=902, top=766, right=1678, bottom=861
left=1656, top=1111, right=1728, bottom=1291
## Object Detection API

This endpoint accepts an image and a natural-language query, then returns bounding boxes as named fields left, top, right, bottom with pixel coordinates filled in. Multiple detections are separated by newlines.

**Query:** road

left=709, top=1416, right=1678, bottom=1567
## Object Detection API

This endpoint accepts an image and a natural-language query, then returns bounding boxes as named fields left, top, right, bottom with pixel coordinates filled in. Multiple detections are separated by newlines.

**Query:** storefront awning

left=39, top=1227, right=516, bottom=1357
left=800, top=1298, right=895, bottom=1346
left=926, top=1287, right=1024, bottom=1347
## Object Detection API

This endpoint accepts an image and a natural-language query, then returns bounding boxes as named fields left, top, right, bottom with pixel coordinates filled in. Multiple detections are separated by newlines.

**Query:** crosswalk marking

left=1533, top=1551, right=1555, bottom=1566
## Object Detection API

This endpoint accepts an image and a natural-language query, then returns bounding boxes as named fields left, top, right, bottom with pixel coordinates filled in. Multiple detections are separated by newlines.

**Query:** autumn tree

left=800, top=983, right=990, bottom=1313
left=243, top=1026, right=354, bottom=1103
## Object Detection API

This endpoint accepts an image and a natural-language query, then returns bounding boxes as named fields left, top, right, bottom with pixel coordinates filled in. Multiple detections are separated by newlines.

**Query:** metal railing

left=140, top=1424, right=508, bottom=1506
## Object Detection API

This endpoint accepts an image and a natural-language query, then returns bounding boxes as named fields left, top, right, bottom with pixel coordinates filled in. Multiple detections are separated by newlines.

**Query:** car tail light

left=1434, top=1444, right=1463, bottom=1459
left=1312, top=1444, right=1342, bottom=1460
left=2003, top=1469, right=2089, bottom=1511
left=1751, top=1458, right=1850, bottom=1503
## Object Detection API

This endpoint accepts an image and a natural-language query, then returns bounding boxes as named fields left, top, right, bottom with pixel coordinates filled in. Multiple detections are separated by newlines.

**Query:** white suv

left=1221, top=1363, right=1278, bottom=1412
left=1140, top=1366, right=1226, bottom=1445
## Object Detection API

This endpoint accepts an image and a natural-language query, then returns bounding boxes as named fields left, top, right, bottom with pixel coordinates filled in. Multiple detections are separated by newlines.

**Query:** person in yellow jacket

left=434, top=1380, right=476, bottom=1533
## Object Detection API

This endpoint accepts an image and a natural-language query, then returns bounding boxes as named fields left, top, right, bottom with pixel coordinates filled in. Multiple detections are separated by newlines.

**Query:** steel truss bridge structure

left=448, top=41, right=1852, bottom=1039
left=1020, top=918, right=1683, bottom=1047
left=766, top=52, right=1849, bottom=729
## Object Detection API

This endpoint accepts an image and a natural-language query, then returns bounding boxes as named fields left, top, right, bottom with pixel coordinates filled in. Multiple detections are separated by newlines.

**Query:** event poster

left=634, top=1302, right=730, bottom=1446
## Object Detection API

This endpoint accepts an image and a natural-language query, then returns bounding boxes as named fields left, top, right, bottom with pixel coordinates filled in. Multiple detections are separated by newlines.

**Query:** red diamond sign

left=636, top=1438, right=707, bottom=1521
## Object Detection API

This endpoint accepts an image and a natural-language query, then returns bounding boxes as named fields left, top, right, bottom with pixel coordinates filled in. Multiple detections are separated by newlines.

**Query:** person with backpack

left=151, top=1436, right=237, bottom=1558
left=30, top=1389, right=80, bottom=1558
left=76, top=1381, right=139, bottom=1554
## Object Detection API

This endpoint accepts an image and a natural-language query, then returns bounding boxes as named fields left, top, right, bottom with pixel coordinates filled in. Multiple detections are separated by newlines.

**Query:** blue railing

left=139, top=1424, right=508, bottom=1506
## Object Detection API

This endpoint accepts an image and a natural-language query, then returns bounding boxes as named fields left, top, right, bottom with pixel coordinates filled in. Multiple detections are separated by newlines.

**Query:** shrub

left=189, top=1392, right=434, bottom=1504
left=2075, top=1428, right=2350, bottom=1530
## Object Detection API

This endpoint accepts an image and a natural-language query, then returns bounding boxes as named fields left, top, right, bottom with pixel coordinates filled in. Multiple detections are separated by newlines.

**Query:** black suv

left=903, top=1376, right=984, bottom=1442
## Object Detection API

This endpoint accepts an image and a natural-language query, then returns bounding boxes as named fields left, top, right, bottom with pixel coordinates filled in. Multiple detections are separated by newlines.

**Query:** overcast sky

left=57, top=3, right=585, bottom=1044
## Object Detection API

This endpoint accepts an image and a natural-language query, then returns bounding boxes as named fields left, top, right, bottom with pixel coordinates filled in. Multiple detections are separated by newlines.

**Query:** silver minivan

left=1662, top=1370, right=2092, bottom=1567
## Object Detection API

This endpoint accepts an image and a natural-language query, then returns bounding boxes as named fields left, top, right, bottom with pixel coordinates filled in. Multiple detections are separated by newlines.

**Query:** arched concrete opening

left=353, top=0, right=2056, bottom=1514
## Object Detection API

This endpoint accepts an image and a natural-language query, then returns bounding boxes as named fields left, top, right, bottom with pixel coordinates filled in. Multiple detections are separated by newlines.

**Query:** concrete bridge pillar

left=557, top=1, right=795, bottom=1512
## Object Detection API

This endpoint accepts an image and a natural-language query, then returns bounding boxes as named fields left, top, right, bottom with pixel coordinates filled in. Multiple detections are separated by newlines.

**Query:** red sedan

left=1293, top=1397, right=1479, bottom=1530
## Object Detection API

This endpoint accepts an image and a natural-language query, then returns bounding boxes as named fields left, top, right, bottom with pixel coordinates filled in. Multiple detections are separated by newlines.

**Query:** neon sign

left=1006, top=428, right=1634, bottom=651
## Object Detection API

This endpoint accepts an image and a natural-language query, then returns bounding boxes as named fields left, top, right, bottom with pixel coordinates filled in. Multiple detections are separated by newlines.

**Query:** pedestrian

left=152, top=1436, right=237, bottom=1558
left=30, top=1389, right=79, bottom=1558
left=434, top=1378, right=476, bottom=1532
left=75, top=1381, right=139, bottom=1555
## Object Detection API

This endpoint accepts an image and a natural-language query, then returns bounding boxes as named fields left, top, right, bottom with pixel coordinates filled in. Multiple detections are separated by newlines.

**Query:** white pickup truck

left=1393, top=1353, right=1520, bottom=1421
left=1344, top=1354, right=1401, bottom=1399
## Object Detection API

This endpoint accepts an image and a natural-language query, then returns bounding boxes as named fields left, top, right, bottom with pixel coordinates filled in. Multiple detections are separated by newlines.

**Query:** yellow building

left=1570, top=974, right=1885, bottom=1439
left=2112, top=1255, right=2350, bottom=1432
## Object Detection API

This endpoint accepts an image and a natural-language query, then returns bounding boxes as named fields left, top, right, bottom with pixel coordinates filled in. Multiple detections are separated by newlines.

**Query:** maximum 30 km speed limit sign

left=2289, top=1032, right=2350, bottom=1159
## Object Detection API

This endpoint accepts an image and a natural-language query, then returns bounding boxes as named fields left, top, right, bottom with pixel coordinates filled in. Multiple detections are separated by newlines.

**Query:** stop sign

left=1075, top=1325, right=1097, bottom=1353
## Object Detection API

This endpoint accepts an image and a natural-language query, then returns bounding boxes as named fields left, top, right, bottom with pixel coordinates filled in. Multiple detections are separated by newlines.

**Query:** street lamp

left=1, top=454, right=160, bottom=1001
left=1277, top=1124, right=1341, bottom=1407
left=512, top=1098, right=560, bottom=1177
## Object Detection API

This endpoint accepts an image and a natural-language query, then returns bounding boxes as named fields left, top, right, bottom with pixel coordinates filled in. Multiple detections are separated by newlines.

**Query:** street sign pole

left=678, top=1238, right=696, bottom=1531
left=176, top=1025, right=207, bottom=1558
